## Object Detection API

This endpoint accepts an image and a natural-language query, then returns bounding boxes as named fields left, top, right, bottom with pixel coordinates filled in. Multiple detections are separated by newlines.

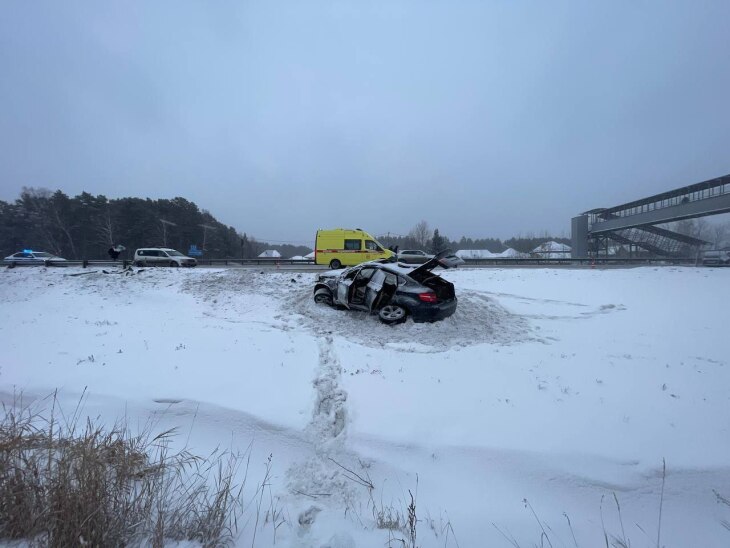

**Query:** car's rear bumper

left=410, top=298, right=457, bottom=322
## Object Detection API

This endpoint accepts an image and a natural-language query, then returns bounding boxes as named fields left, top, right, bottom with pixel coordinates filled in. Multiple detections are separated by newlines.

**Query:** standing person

left=108, top=244, right=122, bottom=261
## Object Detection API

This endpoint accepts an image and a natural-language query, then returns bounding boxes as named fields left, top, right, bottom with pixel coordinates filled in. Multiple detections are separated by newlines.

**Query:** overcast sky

left=1, top=1, right=729, bottom=243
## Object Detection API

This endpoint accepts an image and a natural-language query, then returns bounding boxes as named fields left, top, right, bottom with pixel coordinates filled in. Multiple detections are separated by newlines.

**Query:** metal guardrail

left=2, top=259, right=133, bottom=268
left=193, top=256, right=700, bottom=266
left=455, top=257, right=697, bottom=266
left=185, top=257, right=700, bottom=266
left=196, top=258, right=316, bottom=266
left=3, top=257, right=700, bottom=268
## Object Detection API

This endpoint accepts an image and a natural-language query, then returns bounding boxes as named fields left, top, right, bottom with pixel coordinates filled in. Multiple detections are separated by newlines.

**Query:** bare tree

left=96, top=207, right=115, bottom=246
left=711, top=221, right=730, bottom=248
left=50, top=199, right=77, bottom=258
left=694, top=217, right=709, bottom=241
left=408, top=220, right=431, bottom=249
left=674, top=218, right=712, bottom=258
left=674, top=218, right=709, bottom=240
left=19, top=188, right=66, bottom=256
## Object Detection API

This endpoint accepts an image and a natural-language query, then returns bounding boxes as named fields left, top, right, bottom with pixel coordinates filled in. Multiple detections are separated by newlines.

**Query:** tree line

left=0, top=188, right=311, bottom=260
left=379, top=220, right=571, bottom=254
left=17, top=190, right=705, bottom=262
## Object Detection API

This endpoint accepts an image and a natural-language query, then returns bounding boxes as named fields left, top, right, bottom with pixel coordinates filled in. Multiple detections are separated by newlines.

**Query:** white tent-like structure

left=496, top=247, right=528, bottom=258
left=455, top=248, right=528, bottom=259
left=304, top=251, right=315, bottom=259
left=258, top=249, right=281, bottom=258
left=532, top=241, right=572, bottom=259
left=455, top=249, right=496, bottom=259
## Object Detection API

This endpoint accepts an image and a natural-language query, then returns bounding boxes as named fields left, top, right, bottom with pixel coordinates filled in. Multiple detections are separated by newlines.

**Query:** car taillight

left=418, top=292, right=438, bottom=303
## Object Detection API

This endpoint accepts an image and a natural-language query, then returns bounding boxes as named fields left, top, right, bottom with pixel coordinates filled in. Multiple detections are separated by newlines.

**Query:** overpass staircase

left=596, top=212, right=707, bottom=257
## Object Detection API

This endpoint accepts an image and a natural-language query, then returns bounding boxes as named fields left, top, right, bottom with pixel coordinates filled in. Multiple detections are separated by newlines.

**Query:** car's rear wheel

left=169, top=261, right=179, bottom=267
left=135, top=260, right=144, bottom=267
left=378, top=305, right=407, bottom=325
left=329, top=259, right=342, bottom=269
left=314, top=288, right=333, bottom=306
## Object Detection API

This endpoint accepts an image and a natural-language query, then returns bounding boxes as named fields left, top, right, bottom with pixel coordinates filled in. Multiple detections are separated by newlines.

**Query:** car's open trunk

left=407, top=250, right=457, bottom=301
left=408, top=271, right=455, bottom=300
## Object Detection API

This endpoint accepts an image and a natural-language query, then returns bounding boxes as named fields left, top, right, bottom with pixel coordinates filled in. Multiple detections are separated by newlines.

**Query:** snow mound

left=179, top=269, right=534, bottom=351
left=289, top=282, right=533, bottom=352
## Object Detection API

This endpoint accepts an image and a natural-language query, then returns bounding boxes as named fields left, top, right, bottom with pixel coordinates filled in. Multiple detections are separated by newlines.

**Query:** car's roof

left=355, top=260, right=422, bottom=277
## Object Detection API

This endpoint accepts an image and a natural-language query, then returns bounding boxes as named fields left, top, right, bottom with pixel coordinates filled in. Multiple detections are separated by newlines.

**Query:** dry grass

left=494, top=462, right=669, bottom=548
left=0, top=393, right=247, bottom=547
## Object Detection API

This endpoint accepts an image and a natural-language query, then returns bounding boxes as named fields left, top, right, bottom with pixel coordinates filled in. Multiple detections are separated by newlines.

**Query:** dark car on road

left=313, top=251, right=460, bottom=324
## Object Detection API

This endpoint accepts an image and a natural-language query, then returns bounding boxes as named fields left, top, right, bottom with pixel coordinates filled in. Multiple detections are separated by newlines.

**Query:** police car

left=4, top=250, right=68, bottom=266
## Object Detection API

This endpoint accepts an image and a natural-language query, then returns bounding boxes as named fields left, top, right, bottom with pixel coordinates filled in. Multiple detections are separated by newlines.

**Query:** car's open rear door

left=365, top=270, right=386, bottom=311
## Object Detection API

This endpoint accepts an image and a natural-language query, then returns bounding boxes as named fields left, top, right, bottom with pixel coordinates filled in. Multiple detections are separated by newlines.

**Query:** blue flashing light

left=23, top=249, right=33, bottom=253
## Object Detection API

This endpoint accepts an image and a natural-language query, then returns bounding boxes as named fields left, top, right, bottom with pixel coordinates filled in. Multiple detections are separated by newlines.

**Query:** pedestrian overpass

left=572, top=174, right=730, bottom=258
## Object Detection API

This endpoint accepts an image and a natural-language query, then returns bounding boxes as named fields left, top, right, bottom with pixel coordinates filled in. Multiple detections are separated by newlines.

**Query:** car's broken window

left=357, top=268, right=376, bottom=281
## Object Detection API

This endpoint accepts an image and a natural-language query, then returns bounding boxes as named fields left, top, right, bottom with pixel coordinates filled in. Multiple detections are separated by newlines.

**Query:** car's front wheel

left=378, top=305, right=407, bottom=325
left=329, top=259, right=342, bottom=269
left=314, top=288, right=333, bottom=306
left=169, top=261, right=179, bottom=267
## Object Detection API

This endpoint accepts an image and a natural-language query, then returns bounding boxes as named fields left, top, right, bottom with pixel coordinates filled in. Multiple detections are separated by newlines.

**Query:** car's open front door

left=336, top=278, right=353, bottom=308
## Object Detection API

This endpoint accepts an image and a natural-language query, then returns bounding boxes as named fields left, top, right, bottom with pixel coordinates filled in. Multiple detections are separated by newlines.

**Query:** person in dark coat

left=108, top=245, right=121, bottom=261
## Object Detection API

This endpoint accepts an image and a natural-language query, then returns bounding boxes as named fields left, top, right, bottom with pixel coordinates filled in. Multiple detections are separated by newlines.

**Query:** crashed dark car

left=312, top=251, right=460, bottom=324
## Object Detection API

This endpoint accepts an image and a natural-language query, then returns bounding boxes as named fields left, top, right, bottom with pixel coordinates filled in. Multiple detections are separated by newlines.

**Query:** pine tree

left=431, top=228, right=445, bottom=253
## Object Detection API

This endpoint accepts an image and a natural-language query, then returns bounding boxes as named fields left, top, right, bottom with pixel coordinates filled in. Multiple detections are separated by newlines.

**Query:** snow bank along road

left=2, top=266, right=730, bottom=547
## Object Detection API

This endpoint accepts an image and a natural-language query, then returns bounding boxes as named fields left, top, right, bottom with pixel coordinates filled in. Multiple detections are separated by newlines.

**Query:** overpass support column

left=571, top=215, right=589, bottom=258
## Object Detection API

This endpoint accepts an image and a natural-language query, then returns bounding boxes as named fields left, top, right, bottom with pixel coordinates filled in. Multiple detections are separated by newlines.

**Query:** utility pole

left=160, top=219, right=176, bottom=247
left=199, top=224, right=216, bottom=252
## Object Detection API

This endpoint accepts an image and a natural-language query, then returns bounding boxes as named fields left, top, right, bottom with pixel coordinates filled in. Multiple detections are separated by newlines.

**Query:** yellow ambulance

left=315, top=228, right=394, bottom=269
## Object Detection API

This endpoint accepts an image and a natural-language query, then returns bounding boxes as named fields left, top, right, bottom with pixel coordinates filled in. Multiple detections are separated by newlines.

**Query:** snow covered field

left=2, top=265, right=730, bottom=547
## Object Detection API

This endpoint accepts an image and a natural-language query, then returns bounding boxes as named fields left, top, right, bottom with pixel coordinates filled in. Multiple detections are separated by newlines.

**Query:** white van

left=134, top=248, right=197, bottom=267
